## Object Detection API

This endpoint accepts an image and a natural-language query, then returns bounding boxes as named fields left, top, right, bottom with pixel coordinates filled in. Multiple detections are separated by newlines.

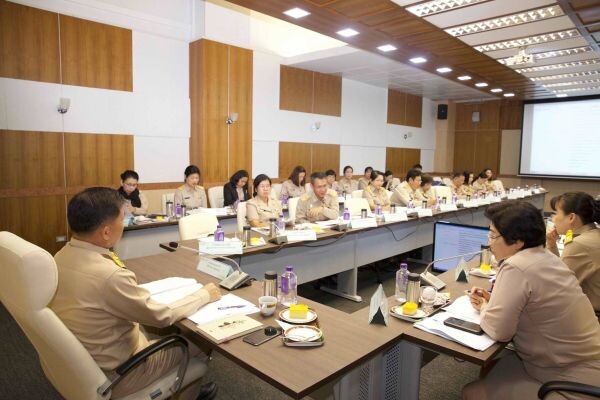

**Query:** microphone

left=420, top=250, right=483, bottom=290
left=168, top=241, right=243, bottom=272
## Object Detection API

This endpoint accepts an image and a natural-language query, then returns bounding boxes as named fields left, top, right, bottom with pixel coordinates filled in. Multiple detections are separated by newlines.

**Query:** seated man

left=295, top=172, right=340, bottom=223
left=51, top=187, right=220, bottom=400
left=391, top=168, right=436, bottom=207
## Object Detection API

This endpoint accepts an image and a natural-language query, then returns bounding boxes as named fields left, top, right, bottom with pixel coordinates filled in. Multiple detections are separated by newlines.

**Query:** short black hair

left=484, top=200, right=545, bottom=249
left=364, top=166, right=373, bottom=173
left=370, top=170, right=384, bottom=181
left=551, top=192, right=600, bottom=225
left=462, top=170, right=472, bottom=183
left=384, top=170, right=393, bottom=177
left=325, top=169, right=336, bottom=177
left=229, top=169, right=249, bottom=186
left=477, top=171, right=488, bottom=179
left=311, top=171, right=327, bottom=182
left=120, top=170, right=139, bottom=181
left=184, top=165, right=201, bottom=178
left=451, top=172, right=463, bottom=179
left=252, top=174, right=271, bottom=196
left=406, top=168, right=422, bottom=181
left=343, top=165, right=353, bottom=174
left=68, top=187, right=125, bottom=234
left=412, top=163, right=423, bottom=170
left=421, top=174, right=433, bottom=186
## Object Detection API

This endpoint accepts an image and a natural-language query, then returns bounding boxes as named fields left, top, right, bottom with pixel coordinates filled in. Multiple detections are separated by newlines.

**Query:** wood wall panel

left=386, top=147, right=422, bottom=178
left=280, top=65, right=313, bottom=113
left=405, top=94, right=423, bottom=128
left=387, top=89, right=406, bottom=125
left=453, top=131, right=476, bottom=173
left=500, top=100, right=524, bottom=130
left=313, top=73, right=342, bottom=117
left=279, top=142, right=312, bottom=180
left=404, top=148, right=421, bottom=173
left=311, top=144, right=340, bottom=176
left=0, top=130, right=64, bottom=190
left=64, top=133, right=133, bottom=187
left=60, top=15, right=132, bottom=91
left=0, top=1, right=60, bottom=83
left=456, top=101, right=501, bottom=131
left=474, top=131, right=501, bottom=174
left=0, top=195, right=67, bottom=254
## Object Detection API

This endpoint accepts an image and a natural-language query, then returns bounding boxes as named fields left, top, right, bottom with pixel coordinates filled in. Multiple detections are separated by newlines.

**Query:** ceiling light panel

left=497, top=46, right=593, bottom=64
left=514, top=59, right=600, bottom=73
left=554, top=86, right=600, bottom=93
left=556, top=94, right=568, bottom=97
left=283, top=8, right=310, bottom=19
left=377, top=44, right=397, bottom=52
left=445, top=6, right=564, bottom=37
left=543, top=78, right=600, bottom=88
left=474, top=29, right=580, bottom=52
left=436, top=67, right=452, bottom=73
left=475, top=82, right=488, bottom=87
left=410, top=57, right=427, bottom=63
left=490, top=88, right=503, bottom=92
left=530, top=70, right=600, bottom=82
left=337, top=28, right=359, bottom=37
left=406, top=0, right=490, bottom=17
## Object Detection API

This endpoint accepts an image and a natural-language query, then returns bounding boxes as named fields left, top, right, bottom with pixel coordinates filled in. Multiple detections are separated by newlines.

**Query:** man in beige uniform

left=296, top=172, right=340, bottom=224
left=472, top=171, right=494, bottom=193
left=51, top=187, right=220, bottom=400
left=390, top=168, right=430, bottom=206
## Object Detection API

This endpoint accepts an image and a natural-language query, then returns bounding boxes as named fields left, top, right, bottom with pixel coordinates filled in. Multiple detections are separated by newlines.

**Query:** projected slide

left=520, top=98, right=600, bottom=179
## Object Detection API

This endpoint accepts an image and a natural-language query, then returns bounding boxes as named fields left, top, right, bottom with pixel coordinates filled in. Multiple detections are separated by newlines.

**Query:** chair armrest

left=538, top=381, right=600, bottom=399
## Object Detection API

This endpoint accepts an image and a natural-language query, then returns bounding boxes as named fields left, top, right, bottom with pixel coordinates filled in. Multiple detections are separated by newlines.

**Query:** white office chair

left=442, top=177, right=453, bottom=187
left=305, top=183, right=312, bottom=194
left=178, top=214, right=219, bottom=241
left=0, top=231, right=207, bottom=400
left=270, top=183, right=282, bottom=200
left=236, top=202, right=247, bottom=232
left=432, top=176, right=442, bottom=183
left=288, top=197, right=300, bottom=224
left=207, top=186, right=224, bottom=208
left=161, top=193, right=175, bottom=215
left=351, top=190, right=363, bottom=199
left=344, top=198, right=371, bottom=216
left=433, top=185, right=453, bottom=201
left=491, top=180, right=504, bottom=192
left=386, top=190, right=393, bottom=200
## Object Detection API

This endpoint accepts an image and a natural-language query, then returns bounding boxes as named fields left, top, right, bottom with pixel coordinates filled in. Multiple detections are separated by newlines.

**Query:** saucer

left=279, top=309, right=318, bottom=324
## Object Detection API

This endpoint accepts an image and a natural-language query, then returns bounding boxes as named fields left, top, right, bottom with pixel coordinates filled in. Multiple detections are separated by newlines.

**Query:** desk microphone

left=167, top=242, right=244, bottom=273
left=420, top=250, right=483, bottom=290
left=168, top=242, right=198, bottom=253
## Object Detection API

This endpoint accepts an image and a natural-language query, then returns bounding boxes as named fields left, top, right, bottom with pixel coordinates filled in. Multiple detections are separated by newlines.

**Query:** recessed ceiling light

left=407, top=0, right=489, bottom=18
left=554, top=86, right=600, bottom=93
left=498, top=46, right=593, bottom=65
left=377, top=44, right=397, bottom=52
left=530, top=70, right=600, bottom=82
left=457, top=75, right=471, bottom=81
left=474, top=29, right=580, bottom=52
left=515, top=59, right=600, bottom=74
left=490, top=88, right=503, bottom=93
left=337, top=28, right=359, bottom=37
left=410, top=57, right=427, bottom=64
left=283, top=7, right=310, bottom=19
left=504, top=93, right=515, bottom=97
left=543, top=78, right=600, bottom=88
left=556, top=93, right=568, bottom=98
left=475, top=82, right=488, bottom=87
left=436, top=67, right=452, bottom=73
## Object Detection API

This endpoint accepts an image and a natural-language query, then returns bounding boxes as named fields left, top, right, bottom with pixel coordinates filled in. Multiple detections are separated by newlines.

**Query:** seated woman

left=174, top=165, right=207, bottom=209
left=358, top=166, right=373, bottom=190
left=482, top=166, right=494, bottom=181
left=383, top=170, right=400, bottom=191
left=463, top=170, right=474, bottom=186
left=472, top=171, right=495, bottom=193
left=547, top=192, right=600, bottom=311
left=281, top=166, right=306, bottom=198
left=223, top=169, right=250, bottom=207
left=363, top=170, right=391, bottom=211
left=325, top=169, right=341, bottom=195
left=246, top=174, right=283, bottom=228
left=464, top=201, right=600, bottom=399
left=117, top=170, right=148, bottom=215
left=338, top=165, right=358, bottom=194
left=417, top=174, right=435, bottom=202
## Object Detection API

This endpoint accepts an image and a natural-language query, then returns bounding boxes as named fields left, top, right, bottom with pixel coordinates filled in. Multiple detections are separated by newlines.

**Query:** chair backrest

left=344, top=198, right=371, bottom=216
left=0, top=232, right=108, bottom=400
left=207, top=186, right=224, bottom=208
left=305, top=183, right=312, bottom=194
left=491, top=180, right=504, bottom=191
left=161, top=193, right=175, bottom=215
left=236, top=202, right=247, bottom=232
left=270, top=183, right=282, bottom=200
left=442, top=177, right=453, bottom=187
left=432, top=176, right=442, bottom=182
left=178, top=214, right=219, bottom=241
left=386, top=190, right=393, bottom=200
left=351, top=189, right=363, bottom=199
left=288, top=197, right=300, bottom=224
left=433, top=185, right=453, bottom=200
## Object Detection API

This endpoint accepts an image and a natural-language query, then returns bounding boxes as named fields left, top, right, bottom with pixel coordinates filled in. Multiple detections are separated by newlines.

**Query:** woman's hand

left=546, top=228, right=559, bottom=248
left=469, top=286, right=490, bottom=311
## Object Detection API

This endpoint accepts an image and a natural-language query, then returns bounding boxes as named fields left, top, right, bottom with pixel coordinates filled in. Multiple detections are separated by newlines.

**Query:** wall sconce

left=311, top=121, right=321, bottom=132
left=226, top=112, right=238, bottom=125
left=58, top=97, right=70, bottom=114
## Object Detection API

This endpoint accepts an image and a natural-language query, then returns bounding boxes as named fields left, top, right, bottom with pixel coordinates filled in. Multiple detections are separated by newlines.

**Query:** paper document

left=442, top=295, right=481, bottom=324
left=139, top=277, right=203, bottom=305
left=188, top=293, right=260, bottom=325
left=414, top=312, right=495, bottom=351
left=315, top=219, right=341, bottom=227
left=189, top=207, right=234, bottom=216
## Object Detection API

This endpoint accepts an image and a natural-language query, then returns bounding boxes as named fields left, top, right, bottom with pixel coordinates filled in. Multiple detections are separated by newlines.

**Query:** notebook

left=197, top=315, right=263, bottom=344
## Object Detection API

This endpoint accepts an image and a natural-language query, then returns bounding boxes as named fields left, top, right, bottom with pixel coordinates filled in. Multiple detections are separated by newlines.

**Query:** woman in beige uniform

left=338, top=165, right=358, bottom=194
left=363, top=170, right=391, bottom=211
left=246, top=174, right=283, bottom=227
left=325, top=169, right=341, bottom=195
left=417, top=174, right=435, bottom=202
left=117, top=170, right=149, bottom=215
left=281, top=166, right=306, bottom=198
left=464, top=201, right=600, bottom=400
left=358, top=166, right=373, bottom=190
left=174, top=165, right=207, bottom=209
left=472, top=170, right=494, bottom=193
left=547, top=192, right=600, bottom=312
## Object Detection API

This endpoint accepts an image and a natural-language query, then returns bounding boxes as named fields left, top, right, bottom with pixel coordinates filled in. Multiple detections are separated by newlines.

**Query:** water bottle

left=277, top=213, right=285, bottom=232
left=343, top=207, right=351, bottom=221
left=280, top=266, right=297, bottom=306
left=407, top=200, right=414, bottom=209
left=375, top=204, right=382, bottom=219
left=395, top=263, right=409, bottom=302
left=452, top=194, right=458, bottom=204
left=214, top=224, right=224, bottom=241
left=175, top=203, right=182, bottom=219
left=436, top=196, right=441, bottom=205
left=281, top=194, right=289, bottom=206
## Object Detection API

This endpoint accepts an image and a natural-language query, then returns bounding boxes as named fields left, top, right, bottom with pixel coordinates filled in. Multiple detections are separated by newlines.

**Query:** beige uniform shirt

left=417, top=186, right=434, bottom=200
left=448, top=181, right=471, bottom=197
left=246, top=197, right=283, bottom=226
left=125, top=191, right=149, bottom=216
left=480, top=246, right=600, bottom=382
left=281, top=179, right=306, bottom=198
left=51, top=239, right=210, bottom=371
left=328, top=181, right=342, bottom=195
left=174, top=185, right=207, bottom=209
left=390, top=181, right=424, bottom=206
left=363, top=185, right=391, bottom=211
left=550, top=224, right=600, bottom=311
left=295, top=189, right=340, bottom=223
left=472, top=179, right=494, bottom=193
left=338, top=177, right=358, bottom=194
left=357, top=177, right=370, bottom=191
left=384, top=178, right=401, bottom=192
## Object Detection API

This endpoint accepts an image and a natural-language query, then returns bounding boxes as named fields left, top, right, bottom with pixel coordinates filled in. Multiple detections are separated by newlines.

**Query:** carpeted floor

left=0, top=259, right=479, bottom=399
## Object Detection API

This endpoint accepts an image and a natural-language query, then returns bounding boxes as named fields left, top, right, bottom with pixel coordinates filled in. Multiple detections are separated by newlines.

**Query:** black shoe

left=195, top=382, right=217, bottom=400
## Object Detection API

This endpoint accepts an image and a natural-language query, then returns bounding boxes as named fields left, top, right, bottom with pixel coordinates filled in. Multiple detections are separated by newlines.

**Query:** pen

left=218, top=305, right=247, bottom=310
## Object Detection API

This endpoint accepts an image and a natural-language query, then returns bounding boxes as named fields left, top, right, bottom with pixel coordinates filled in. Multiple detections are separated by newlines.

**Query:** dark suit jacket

left=223, top=182, right=250, bottom=206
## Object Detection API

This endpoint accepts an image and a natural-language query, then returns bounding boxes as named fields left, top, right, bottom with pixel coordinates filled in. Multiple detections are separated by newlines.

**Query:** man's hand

left=308, top=206, right=322, bottom=219
left=204, top=283, right=221, bottom=302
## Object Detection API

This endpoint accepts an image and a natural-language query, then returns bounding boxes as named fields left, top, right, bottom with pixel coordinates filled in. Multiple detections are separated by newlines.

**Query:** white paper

left=188, top=293, right=260, bottom=325
left=139, top=277, right=204, bottom=305
left=414, top=311, right=495, bottom=351
left=442, top=295, right=481, bottom=324
left=315, top=219, right=341, bottom=227
left=285, top=229, right=317, bottom=242
left=368, top=284, right=389, bottom=326
left=198, top=237, right=243, bottom=255
left=250, top=227, right=270, bottom=235
left=384, top=212, right=408, bottom=222
left=438, top=204, right=458, bottom=212
left=417, top=209, right=433, bottom=218
left=189, top=207, right=234, bottom=216
left=350, top=218, right=378, bottom=229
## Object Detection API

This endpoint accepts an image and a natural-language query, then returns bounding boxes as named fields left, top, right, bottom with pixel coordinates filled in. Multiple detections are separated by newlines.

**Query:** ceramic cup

left=258, top=295, right=277, bottom=317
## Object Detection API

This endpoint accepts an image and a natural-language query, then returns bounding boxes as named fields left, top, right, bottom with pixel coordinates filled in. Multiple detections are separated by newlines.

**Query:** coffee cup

left=258, top=296, right=277, bottom=317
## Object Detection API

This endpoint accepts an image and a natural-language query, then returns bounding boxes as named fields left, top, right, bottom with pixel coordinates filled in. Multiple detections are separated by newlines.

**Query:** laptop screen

left=432, top=221, right=489, bottom=272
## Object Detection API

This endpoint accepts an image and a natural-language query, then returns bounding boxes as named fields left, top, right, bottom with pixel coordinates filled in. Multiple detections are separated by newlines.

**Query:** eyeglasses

left=488, top=232, right=502, bottom=240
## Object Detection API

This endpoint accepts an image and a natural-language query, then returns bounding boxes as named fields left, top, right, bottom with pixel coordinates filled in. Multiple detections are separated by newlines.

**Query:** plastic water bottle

left=277, top=213, right=285, bottom=232
left=214, top=224, right=225, bottom=241
left=407, top=200, right=414, bottom=209
left=281, top=194, right=289, bottom=206
left=375, top=205, right=382, bottom=217
left=395, top=263, right=409, bottom=302
left=175, top=203, right=182, bottom=219
left=343, top=208, right=351, bottom=221
left=452, top=194, right=458, bottom=204
left=280, top=266, right=298, bottom=306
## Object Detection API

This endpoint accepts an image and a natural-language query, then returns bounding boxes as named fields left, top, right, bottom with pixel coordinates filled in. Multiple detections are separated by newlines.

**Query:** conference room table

left=126, top=250, right=501, bottom=400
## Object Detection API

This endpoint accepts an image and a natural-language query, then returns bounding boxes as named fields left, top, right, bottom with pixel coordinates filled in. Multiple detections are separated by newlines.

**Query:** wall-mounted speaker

left=437, top=104, right=448, bottom=120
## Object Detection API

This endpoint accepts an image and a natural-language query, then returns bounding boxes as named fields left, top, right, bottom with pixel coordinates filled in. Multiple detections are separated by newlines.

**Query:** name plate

left=198, top=238, right=243, bottom=255
left=350, top=218, right=378, bottom=229
left=285, top=229, right=317, bottom=242
left=463, top=200, right=479, bottom=208
left=532, top=188, right=540, bottom=194
left=337, top=196, right=345, bottom=203
left=524, top=190, right=532, bottom=197
left=507, top=192, right=519, bottom=200
left=384, top=212, right=408, bottom=222
left=491, top=197, right=501, bottom=203
left=417, top=209, right=433, bottom=218
left=197, top=258, right=233, bottom=280
left=477, top=198, right=491, bottom=205
left=438, top=204, right=458, bottom=212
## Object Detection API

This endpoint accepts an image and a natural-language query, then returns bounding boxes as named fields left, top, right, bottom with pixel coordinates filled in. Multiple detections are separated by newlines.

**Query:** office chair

left=491, top=180, right=504, bottom=192
left=433, top=185, right=452, bottom=201
left=236, top=202, right=247, bottom=232
left=270, top=183, right=282, bottom=200
left=351, top=189, right=363, bottom=199
left=0, top=231, right=207, bottom=400
left=207, top=187, right=224, bottom=208
left=178, top=214, right=219, bottom=241
left=344, top=198, right=371, bottom=217
left=538, top=381, right=600, bottom=399
left=287, top=197, right=300, bottom=225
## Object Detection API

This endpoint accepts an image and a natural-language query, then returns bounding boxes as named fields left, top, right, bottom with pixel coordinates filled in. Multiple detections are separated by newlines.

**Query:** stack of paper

left=140, top=277, right=203, bottom=305
left=188, top=293, right=260, bottom=325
